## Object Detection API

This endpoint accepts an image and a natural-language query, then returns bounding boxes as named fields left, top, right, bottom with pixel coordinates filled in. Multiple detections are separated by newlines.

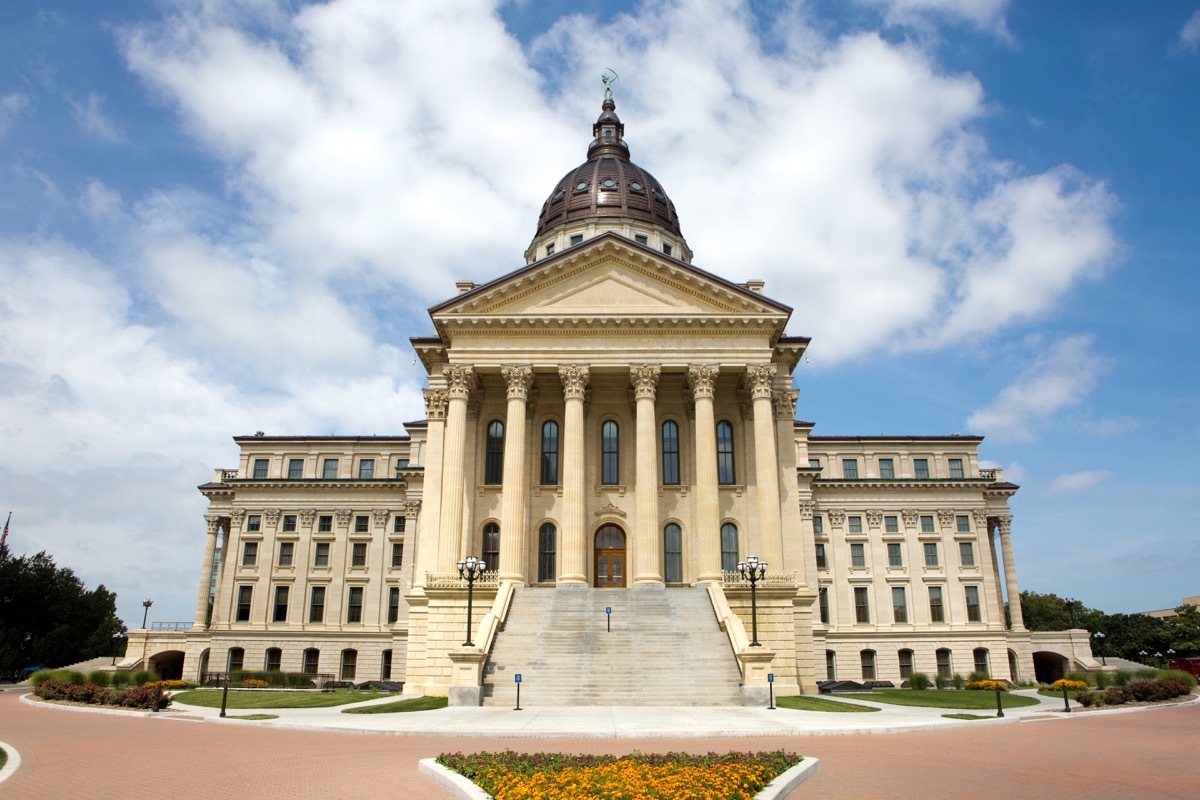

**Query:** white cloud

left=1182, top=10, right=1200, bottom=50
left=67, top=92, right=125, bottom=143
left=0, top=92, right=31, bottom=136
left=966, top=335, right=1104, bottom=441
left=1047, top=470, right=1113, bottom=494
left=858, top=0, right=1011, bottom=38
left=79, top=178, right=125, bottom=220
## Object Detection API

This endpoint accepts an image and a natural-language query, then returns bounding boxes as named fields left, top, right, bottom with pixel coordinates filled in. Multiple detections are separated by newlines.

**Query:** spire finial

left=602, top=68, right=618, bottom=102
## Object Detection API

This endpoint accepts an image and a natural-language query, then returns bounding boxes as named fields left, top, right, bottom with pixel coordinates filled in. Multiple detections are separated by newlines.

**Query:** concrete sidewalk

left=97, top=687, right=1104, bottom=738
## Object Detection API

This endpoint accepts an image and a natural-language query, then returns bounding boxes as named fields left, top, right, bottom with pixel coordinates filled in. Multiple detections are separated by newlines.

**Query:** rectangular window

left=854, top=587, right=870, bottom=623
left=351, top=542, right=367, bottom=567
left=309, top=586, right=326, bottom=622
left=884, top=515, right=898, bottom=533
left=601, top=420, right=620, bottom=485
left=322, top=458, right=338, bottom=479
left=341, top=650, right=357, bottom=681
left=358, top=459, right=374, bottom=479
left=850, top=542, right=866, bottom=568
left=956, top=514, right=971, bottom=532
left=920, top=515, right=935, bottom=533
left=318, top=515, right=332, bottom=532
left=716, top=421, right=735, bottom=485
left=959, top=541, right=975, bottom=567
left=354, top=515, right=369, bottom=533
left=826, top=650, right=837, bottom=680
left=887, top=542, right=902, bottom=567
left=272, top=585, right=289, bottom=623
left=346, top=587, right=363, bottom=623
left=278, top=542, right=294, bottom=567
left=545, top=242, right=555, bottom=256
left=570, top=233, right=583, bottom=246
left=924, top=542, right=939, bottom=567
left=937, top=649, right=952, bottom=679
left=634, top=233, right=648, bottom=245
left=314, top=542, right=330, bottom=567
left=815, top=543, right=827, bottom=569
left=282, top=514, right=296, bottom=532
left=913, top=458, right=930, bottom=479
left=393, top=516, right=406, bottom=533
left=892, top=587, right=908, bottom=623
left=236, top=585, right=252, bottom=622
left=287, top=458, right=303, bottom=479
left=542, top=421, right=560, bottom=485
left=965, top=586, right=981, bottom=622
left=949, top=458, right=965, bottom=479
left=253, top=458, right=269, bottom=479
left=303, top=649, right=319, bottom=673
left=899, top=650, right=914, bottom=679
left=227, top=648, right=244, bottom=672
left=539, top=523, right=557, bottom=583
left=265, top=648, right=282, bottom=671
left=388, top=587, right=400, bottom=624
left=662, top=243, right=673, bottom=256
left=661, top=421, right=680, bottom=486
left=878, top=458, right=895, bottom=479
left=818, top=587, right=829, bottom=623
left=246, top=515, right=261, bottom=532
left=395, top=458, right=409, bottom=469
left=842, top=458, right=859, bottom=479
left=242, top=542, right=258, bottom=567
left=974, top=649, right=989, bottom=674
left=812, top=515, right=824, bottom=535
left=391, top=542, right=404, bottom=568
left=929, top=586, right=945, bottom=622
left=809, top=458, right=822, bottom=470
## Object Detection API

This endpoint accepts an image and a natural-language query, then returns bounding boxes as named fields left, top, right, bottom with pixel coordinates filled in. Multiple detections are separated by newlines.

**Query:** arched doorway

left=148, top=649, right=185, bottom=680
left=1032, top=651, right=1070, bottom=684
left=594, top=525, right=626, bottom=588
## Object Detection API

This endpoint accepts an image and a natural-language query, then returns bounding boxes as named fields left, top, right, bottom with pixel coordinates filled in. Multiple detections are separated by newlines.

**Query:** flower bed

left=34, top=679, right=171, bottom=711
left=437, top=750, right=801, bottom=799
left=1075, top=677, right=1192, bottom=709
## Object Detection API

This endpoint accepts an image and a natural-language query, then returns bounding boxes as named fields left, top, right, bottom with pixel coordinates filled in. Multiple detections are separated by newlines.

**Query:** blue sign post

left=514, top=673, right=522, bottom=711
left=767, top=672, right=775, bottom=710
left=606, top=606, right=612, bottom=632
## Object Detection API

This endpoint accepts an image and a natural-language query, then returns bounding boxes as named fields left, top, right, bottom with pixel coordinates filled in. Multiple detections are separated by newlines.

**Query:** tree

left=0, top=544, right=126, bottom=671
left=1166, top=605, right=1200, bottom=657
left=1019, top=591, right=1102, bottom=632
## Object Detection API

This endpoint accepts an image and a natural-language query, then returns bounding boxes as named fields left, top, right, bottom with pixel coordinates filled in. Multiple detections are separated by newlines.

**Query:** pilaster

left=559, top=365, right=590, bottom=585
left=439, top=365, right=474, bottom=570
left=631, top=364, right=663, bottom=584
left=689, top=364, right=722, bottom=582
left=498, top=365, right=533, bottom=583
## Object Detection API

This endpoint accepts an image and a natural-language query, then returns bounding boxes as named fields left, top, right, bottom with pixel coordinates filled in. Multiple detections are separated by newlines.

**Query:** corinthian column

left=689, top=364, right=722, bottom=582
left=415, top=389, right=448, bottom=586
left=191, top=515, right=222, bottom=630
left=631, top=364, right=663, bottom=584
left=439, top=365, right=474, bottom=569
left=746, top=365, right=784, bottom=566
left=998, top=516, right=1026, bottom=630
left=558, top=365, right=590, bottom=584
left=498, top=365, right=534, bottom=583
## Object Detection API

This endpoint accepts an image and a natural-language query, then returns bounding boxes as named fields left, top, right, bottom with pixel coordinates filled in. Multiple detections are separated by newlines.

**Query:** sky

left=1, top=0, right=1198, bottom=630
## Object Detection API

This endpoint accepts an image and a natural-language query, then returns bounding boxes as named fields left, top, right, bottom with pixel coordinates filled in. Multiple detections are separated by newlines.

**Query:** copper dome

left=534, top=97, right=684, bottom=239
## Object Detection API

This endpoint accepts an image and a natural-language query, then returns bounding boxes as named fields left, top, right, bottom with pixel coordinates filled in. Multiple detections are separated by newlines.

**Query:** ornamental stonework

left=335, top=509, right=353, bottom=528
left=299, top=508, right=316, bottom=529
left=998, top=516, right=1013, bottom=535
left=866, top=509, right=883, bottom=528
left=442, top=365, right=475, bottom=400
left=827, top=509, right=846, bottom=528
left=264, top=509, right=281, bottom=528
left=745, top=364, right=777, bottom=400
left=629, top=364, right=661, bottom=401
left=687, top=364, right=719, bottom=400
left=974, top=510, right=990, bottom=530
left=774, top=389, right=798, bottom=420
left=205, top=515, right=220, bottom=535
left=901, top=509, right=918, bottom=528
left=372, top=509, right=391, bottom=528
left=502, top=364, right=534, bottom=400
left=937, top=510, right=955, bottom=528
left=230, top=508, right=246, bottom=525
left=423, top=389, right=448, bottom=420
left=403, top=500, right=422, bottom=518
left=798, top=500, right=814, bottom=519
left=525, top=385, right=540, bottom=420
left=559, top=364, right=590, bottom=400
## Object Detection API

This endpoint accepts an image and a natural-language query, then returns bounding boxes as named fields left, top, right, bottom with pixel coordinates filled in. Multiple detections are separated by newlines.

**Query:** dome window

left=634, top=234, right=648, bottom=245
left=601, top=178, right=617, bottom=189
left=552, top=190, right=565, bottom=202
left=570, top=234, right=583, bottom=246
left=662, top=243, right=673, bottom=256
left=629, top=181, right=644, bottom=192
left=574, top=181, right=589, bottom=192
left=652, top=188, right=666, bottom=201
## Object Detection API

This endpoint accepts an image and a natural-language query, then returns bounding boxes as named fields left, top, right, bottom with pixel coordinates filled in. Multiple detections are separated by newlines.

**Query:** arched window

left=898, top=649, right=915, bottom=680
left=340, top=648, right=357, bottom=681
left=601, top=420, right=619, bottom=485
left=936, top=648, right=952, bottom=679
left=302, top=648, right=320, bottom=675
left=381, top=649, right=393, bottom=680
left=541, top=420, right=559, bottom=484
left=860, top=649, right=877, bottom=681
left=720, top=523, right=739, bottom=572
left=716, top=420, right=736, bottom=484
left=973, top=648, right=990, bottom=676
left=485, top=420, right=504, bottom=484
left=825, top=650, right=837, bottom=681
left=663, top=523, right=683, bottom=582
left=197, top=648, right=211, bottom=682
left=227, top=647, right=244, bottom=673
left=265, top=647, right=282, bottom=672
left=483, top=522, right=500, bottom=572
left=661, top=420, right=680, bottom=485
left=538, top=523, right=557, bottom=582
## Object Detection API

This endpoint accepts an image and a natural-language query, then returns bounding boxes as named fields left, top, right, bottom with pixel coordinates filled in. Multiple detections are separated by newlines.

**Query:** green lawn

left=1038, top=688, right=1086, bottom=700
left=342, top=696, right=448, bottom=714
left=839, top=690, right=1041, bottom=710
left=776, top=695, right=881, bottom=713
left=173, top=689, right=384, bottom=709
left=0, top=745, right=7, bottom=770
left=942, top=713, right=996, bottom=720
left=227, top=713, right=279, bottom=720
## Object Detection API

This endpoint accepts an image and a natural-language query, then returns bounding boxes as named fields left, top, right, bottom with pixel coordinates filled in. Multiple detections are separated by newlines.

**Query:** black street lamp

left=1065, top=598, right=1077, bottom=628
left=111, top=632, right=128, bottom=666
left=141, top=598, right=153, bottom=629
left=737, top=555, right=768, bottom=647
left=1093, top=631, right=1106, bottom=666
left=457, top=555, right=486, bottom=647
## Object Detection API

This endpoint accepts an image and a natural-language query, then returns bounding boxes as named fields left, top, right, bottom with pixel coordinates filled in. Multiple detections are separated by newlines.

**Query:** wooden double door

left=594, top=524, right=626, bottom=588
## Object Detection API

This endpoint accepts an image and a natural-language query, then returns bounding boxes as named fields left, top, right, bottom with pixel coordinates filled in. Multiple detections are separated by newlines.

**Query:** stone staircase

left=482, top=584, right=743, bottom=706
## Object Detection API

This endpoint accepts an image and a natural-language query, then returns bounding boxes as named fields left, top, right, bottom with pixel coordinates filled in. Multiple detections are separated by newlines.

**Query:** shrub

left=133, top=670, right=157, bottom=687
left=1104, top=687, right=1130, bottom=705
left=86, top=670, right=111, bottom=688
left=64, top=671, right=87, bottom=686
left=29, top=670, right=59, bottom=688
left=112, top=686, right=171, bottom=711
left=1157, top=669, right=1197, bottom=688
left=1066, top=671, right=1090, bottom=685
left=145, top=679, right=191, bottom=691
left=935, top=674, right=950, bottom=690
left=109, top=670, right=134, bottom=688
left=1050, top=679, right=1089, bottom=693
left=964, top=680, right=1007, bottom=692
left=951, top=673, right=965, bottom=690
left=1113, top=670, right=1131, bottom=687
left=1127, top=680, right=1166, bottom=702
left=1133, top=668, right=1158, bottom=681
left=243, top=678, right=269, bottom=689
left=1075, top=692, right=1100, bottom=708
left=908, top=672, right=932, bottom=691
left=1094, top=670, right=1112, bottom=689
left=966, top=671, right=990, bottom=683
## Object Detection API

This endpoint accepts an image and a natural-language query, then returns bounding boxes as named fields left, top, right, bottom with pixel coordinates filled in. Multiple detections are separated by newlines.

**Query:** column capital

left=998, top=515, right=1013, bottom=535
left=687, top=364, right=720, bottom=400
left=501, top=364, right=534, bottom=400
left=558, top=364, right=591, bottom=400
left=744, top=364, right=777, bottom=399
left=442, top=365, right=475, bottom=400
left=403, top=500, right=422, bottom=518
left=299, top=508, right=316, bottom=529
left=773, top=389, right=798, bottom=420
left=629, top=364, right=661, bottom=401
left=205, top=514, right=221, bottom=535
left=973, top=509, right=989, bottom=529
left=423, top=389, right=448, bottom=420
left=798, top=500, right=815, bottom=520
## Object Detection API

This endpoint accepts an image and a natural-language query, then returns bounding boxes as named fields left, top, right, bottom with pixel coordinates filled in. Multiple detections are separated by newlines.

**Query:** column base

left=557, top=577, right=588, bottom=587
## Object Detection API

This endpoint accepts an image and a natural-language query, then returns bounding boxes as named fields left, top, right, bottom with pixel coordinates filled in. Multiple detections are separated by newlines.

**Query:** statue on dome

left=602, top=68, right=619, bottom=100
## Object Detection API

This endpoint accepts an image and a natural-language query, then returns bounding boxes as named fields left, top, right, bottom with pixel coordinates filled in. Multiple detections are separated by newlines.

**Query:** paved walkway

left=3, top=686, right=1198, bottom=798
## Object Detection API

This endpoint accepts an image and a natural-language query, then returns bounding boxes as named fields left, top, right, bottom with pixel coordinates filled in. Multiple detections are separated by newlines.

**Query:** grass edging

left=839, top=690, right=1040, bottom=710
left=0, top=740, right=20, bottom=786
left=173, top=689, right=383, bottom=709
left=342, top=696, right=447, bottom=714
left=776, top=695, right=880, bottom=713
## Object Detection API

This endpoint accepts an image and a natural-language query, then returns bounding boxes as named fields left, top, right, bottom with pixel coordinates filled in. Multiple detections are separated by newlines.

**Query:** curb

left=0, top=740, right=21, bottom=785
left=418, top=756, right=821, bottom=800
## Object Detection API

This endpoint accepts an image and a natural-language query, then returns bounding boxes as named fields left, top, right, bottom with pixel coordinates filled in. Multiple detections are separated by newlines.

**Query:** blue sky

left=1, top=0, right=1198, bottom=629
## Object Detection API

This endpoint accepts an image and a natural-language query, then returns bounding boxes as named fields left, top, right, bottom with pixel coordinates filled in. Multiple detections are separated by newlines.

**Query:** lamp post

left=1139, top=649, right=1148, bottom=664
left=1093, top=631, right=1106, bottom=666
left=141, top=598, right=153, bottom=629
left=737, top=555, right=768, bottom=647
left=457, top=555, right=486, bottom=647
left=1065, top=598, right=1077, bottom=628
left=111, top=632, right=128, bottom=666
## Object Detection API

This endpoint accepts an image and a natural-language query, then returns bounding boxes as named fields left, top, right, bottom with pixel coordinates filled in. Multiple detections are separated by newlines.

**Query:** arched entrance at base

left=1032, top=651, right=1070, bottom=684
left=148, top=650, right=185, bottom=680
left=594, top=525, right=626, bottom=588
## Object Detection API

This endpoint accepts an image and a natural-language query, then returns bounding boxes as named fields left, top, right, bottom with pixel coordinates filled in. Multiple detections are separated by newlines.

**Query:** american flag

left=0, top=512, right=9, bottom=549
